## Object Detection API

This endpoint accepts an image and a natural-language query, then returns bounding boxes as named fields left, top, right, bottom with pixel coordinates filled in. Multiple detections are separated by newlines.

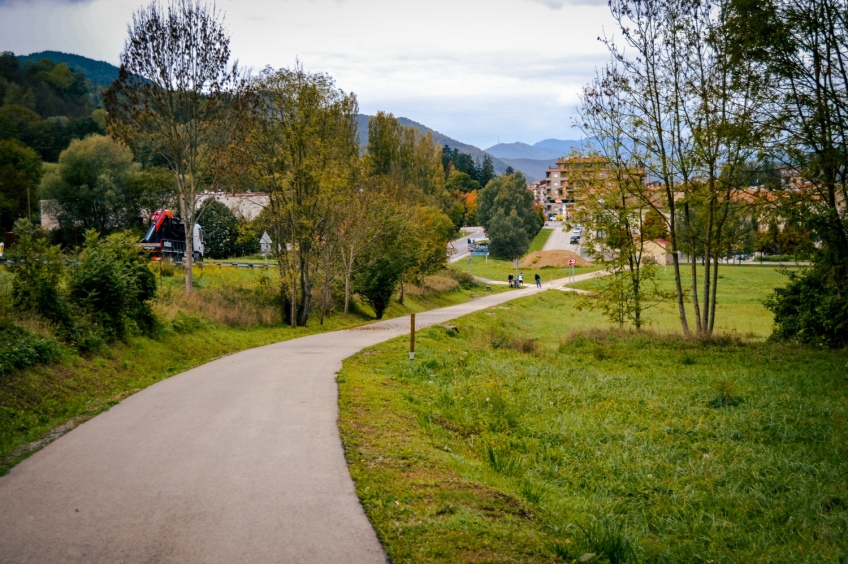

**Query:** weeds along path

left=0, top=272, right=602, bottom=563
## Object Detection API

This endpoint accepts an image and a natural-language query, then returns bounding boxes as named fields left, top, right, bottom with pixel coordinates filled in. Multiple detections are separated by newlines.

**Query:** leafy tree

left=197, top=199, right=238, bottom=259
left=39, top=134, right=139, bottom=239
left=731, top=0, right=848, bottom=345
left=104, top=0, right=247, bottom=293
left=0, top=139, right=41, bottom=230
left=487, top=209, right=530, bottom=260
left=125, top=166, right=178, bottom=226
left=477, top=171, right=540, bottom=257
left=352, top=202, right=410, bottom=319
left=445, top=170, right=479, bottom=194
left=245, top=64, right=359, bottom=327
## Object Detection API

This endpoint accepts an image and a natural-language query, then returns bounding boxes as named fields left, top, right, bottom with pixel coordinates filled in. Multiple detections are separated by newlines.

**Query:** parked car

left=570, top=235, right=580, bottom=244
left=548, top=215, right=557, bottom=221
left=572, top=225, right=583, bottom=234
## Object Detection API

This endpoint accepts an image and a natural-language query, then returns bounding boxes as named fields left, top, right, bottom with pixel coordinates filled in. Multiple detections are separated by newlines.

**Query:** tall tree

left=477, top=171, right=540, bottom=257
left=104, top=0, right=246, bottom=292
left=732, top=0, right=848, bottom=346
left=583, top=0, right=761, bottom=337
left=245, top=64, right=359, bottom=327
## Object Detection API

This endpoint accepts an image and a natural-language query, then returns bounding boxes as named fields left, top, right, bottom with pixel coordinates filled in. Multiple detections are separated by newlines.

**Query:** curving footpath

left=0, top=272, right=604, bottom=563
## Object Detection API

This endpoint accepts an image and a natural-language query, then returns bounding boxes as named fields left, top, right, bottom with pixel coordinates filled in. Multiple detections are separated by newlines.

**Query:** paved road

left=543, top=223, right=581, bottom=252
left=0, top=272, right=604, bottom=563
left=448, top=227, right=485, bottom=263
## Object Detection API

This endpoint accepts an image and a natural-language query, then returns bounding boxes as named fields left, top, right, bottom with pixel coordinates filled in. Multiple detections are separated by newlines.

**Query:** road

left=448, top=227, right=485, bottom=263
left=0, top=271, right=605, bottom=563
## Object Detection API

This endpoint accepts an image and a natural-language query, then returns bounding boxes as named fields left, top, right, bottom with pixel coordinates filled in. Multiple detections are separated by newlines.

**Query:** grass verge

left=339, top=280, right=848, bottom=562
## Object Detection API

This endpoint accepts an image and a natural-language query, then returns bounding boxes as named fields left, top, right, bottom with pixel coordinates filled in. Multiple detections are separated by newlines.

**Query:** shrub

left=7, top=219, right=72, bottom=328
left=765, top=267, right=848, bottom=348
left=0, top=320, right=60, bottom=376
left=68, top=230, right=158, bottom=341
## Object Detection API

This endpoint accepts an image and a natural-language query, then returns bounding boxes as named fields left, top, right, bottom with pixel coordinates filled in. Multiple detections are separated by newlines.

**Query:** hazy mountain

left=484, top=141, right=555, bottom=160
left=533, top=138, right=584, bottom=156
left=356, top=114, right=511, bottom=174
left=486, top=139, right=585, bottom=160
left=496, top=158, right=553, bottom=182
left=19, top=51, right=120, bottom=88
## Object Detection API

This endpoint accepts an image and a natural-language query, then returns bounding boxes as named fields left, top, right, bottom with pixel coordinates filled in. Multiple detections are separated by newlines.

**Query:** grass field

left=570, top=264, right=804, bottom=339
left=338, top=266, right=848, bottom=562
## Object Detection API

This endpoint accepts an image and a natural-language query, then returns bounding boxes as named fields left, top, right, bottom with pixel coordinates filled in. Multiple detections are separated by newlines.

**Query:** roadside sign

left=260, top=232, right=272, bottom=256
left=568, top=258, right=576, bottom=266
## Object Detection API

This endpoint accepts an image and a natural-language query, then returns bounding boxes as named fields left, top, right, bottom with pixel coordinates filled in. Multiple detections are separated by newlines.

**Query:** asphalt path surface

left=0, top=271, right=605, bottom=563
left=448, top=227, right=485, bottom=263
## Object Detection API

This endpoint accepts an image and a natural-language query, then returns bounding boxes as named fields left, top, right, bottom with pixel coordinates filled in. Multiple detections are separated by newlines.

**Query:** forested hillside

left=17, top=51, right=119, bottom=88
left=0, top=51, right=106, bottom=230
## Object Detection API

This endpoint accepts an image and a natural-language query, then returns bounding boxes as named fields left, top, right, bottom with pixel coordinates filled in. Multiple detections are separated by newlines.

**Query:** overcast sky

left=0, top=0, right=617, bottom=149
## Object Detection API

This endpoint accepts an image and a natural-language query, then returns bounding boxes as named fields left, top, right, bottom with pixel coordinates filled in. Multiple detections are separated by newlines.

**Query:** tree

left=197, top=199, right=238, bottom=259
left=487, top=209, right=530, bottom=261
left=245, top=64, right=359, bottom=327
left=104, top=0, right=247, bottom=293
left=125, top=166, right=178, bottom=224
left=477, top=171, right=540, bottom=258
left=582, top=0, right=763, bottom=337
left=352, top=201, right=410, bottom=319
left=733, top=0, right=848, bottom=346
left=0, top=139, right=41, bottom=230
left=39, top=134, right=139, bottom=240
left=445, top=170, right=480, bottom=194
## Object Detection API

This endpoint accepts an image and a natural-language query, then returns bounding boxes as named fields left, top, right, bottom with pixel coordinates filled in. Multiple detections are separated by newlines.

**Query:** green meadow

left=338, top=265, right=848, bottom=562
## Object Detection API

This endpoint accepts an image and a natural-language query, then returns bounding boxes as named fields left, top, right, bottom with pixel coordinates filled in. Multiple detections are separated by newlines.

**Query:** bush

left=197, top=199, right=238, bottom=259
left=765, top=267, right=848, bottom=348
left=7, top=219, right=72, bottom=327
left=68, top=230, right=158, bottom=342
left=0, top=320, right=60, bottom=376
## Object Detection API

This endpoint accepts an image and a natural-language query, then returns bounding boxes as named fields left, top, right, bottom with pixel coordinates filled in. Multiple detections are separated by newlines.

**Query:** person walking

left=535, top=273, right=541, bottom=288
left=518, top=273, right=524, bottom=287
left=508, top=273, right=514, bottom=288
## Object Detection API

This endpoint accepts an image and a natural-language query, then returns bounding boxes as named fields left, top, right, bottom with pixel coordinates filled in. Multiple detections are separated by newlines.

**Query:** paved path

left=0, top=272, right=603, bottom=563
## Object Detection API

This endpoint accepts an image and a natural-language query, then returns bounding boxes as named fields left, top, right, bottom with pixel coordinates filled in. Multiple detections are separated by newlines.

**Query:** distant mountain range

left=20, top=50, right=582, bottom=181
left=484, top=139, right=586, bottom=181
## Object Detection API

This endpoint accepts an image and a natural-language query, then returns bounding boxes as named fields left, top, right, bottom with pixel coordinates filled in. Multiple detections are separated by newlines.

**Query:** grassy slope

left=338, top=267, right=848, bottom=562
left=0, top=266, right=489, bottom=474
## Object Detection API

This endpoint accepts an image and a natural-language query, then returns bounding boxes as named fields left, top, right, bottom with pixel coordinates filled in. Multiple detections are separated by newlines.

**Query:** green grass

left=0, top=265, right=489, bottom=474
left=569, top=264, right=801, bottom=339
left=338, top=271, right=848, bottom=562
left=527, top=228, right=554, bottom=253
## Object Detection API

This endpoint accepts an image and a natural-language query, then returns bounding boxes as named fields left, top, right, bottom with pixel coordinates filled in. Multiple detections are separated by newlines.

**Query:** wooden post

left=409, top=313, right=416, bottom=360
